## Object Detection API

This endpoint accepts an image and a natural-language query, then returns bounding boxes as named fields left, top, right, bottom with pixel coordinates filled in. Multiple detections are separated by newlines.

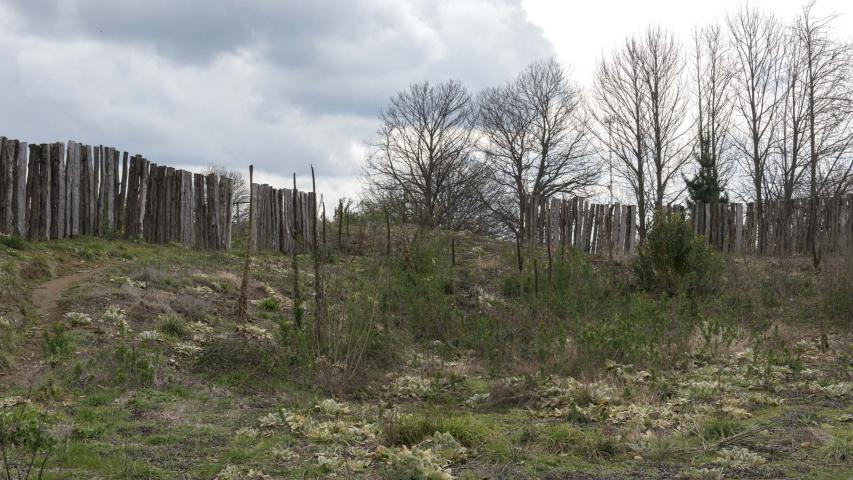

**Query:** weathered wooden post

left=13, top=141, right=27, bottom=237
left=237, top=165, right=254, bottom=324
left=291, top=173, right=302, bottom=328
left=0, top=139, right=13, bottom=234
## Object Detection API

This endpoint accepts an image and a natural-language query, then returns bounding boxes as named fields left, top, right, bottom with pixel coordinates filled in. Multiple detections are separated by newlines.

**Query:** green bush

left=633, top=213, right=721, bottom=295
left=258, top=297, right=280, bottom=312
left=0, top=235, right=27, bottom=250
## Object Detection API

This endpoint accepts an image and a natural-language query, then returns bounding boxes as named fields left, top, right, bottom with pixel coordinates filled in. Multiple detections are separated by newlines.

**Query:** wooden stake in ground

left=533, top=258, right=539, bottom=297
left=292, top=173, right=302, bottom=329
left=385, top=207, right=391, bottom=256
left=321, top=199, right=327, bottom=252
left=236, top=165, right=254, bottom=324
left=311, top=166, right=326, bottom=353
left=337, top=198, right=344, bottom=250
left=546, top=210, right=552, bottom=282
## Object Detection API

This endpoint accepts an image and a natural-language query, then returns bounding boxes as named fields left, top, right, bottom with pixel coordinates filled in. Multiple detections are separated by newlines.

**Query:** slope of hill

left=0, top=233, right=850, bottom=479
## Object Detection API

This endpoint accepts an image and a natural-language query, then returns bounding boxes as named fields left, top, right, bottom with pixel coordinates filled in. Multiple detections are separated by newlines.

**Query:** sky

left=0, top=0, right=850, bottom=207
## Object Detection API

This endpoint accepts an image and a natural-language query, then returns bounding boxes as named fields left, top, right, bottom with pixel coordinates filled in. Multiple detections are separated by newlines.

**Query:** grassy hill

left=0, top=231, right=850, bottom=479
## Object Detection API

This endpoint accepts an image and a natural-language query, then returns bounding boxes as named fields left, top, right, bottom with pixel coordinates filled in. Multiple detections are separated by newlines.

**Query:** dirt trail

left=31, top=268, right=98, bottom=322
left=0, top=264, right=104, bottom=388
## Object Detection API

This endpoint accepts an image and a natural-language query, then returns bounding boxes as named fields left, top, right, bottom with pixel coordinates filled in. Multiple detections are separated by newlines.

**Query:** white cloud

left=0, top=0, right=552, bottom=208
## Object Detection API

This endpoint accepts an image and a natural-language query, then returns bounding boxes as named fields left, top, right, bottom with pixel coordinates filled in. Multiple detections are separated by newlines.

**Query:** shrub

left=0, top=235, right=27, bottom=250
left=633, top=212, right=721, bottom=295
left=258, top=297, right=280, bottom=312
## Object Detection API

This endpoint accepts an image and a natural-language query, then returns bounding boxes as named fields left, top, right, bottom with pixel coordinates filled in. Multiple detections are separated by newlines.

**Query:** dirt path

left=0, top=264, right=104, bottom=389
left=31, top=268, right=98, bottom=322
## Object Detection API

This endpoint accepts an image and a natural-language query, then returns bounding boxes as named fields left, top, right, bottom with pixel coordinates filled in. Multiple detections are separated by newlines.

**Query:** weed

left=383, top=413, right=510, bottom=460
left=820, top=428, right=852, bottom=463
left=156, top=314, right=188, bottom=339
left=380, top=446, right=452, bottom=480
left=42, top=322, right=71, bottom=367
left=697, top=414, right=743, bottom=442
left=0, top=397, right=59, bottom=479
left=113, top=343, right=156, bottom=386
left=537, top=423, right=619, bottom=460
left=195, top=337, right=281, bottom=389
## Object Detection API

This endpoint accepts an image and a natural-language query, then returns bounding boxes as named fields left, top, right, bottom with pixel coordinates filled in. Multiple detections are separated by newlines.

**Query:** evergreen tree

left=685, top=133, right=727, bottom=208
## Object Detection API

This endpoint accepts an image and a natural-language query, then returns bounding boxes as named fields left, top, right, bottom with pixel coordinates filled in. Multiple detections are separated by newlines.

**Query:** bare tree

left=727, top=5, right=786, bottom=253
left=365, top=80, right=478, bottom=230
left=639, top=26, right=692, bottom=211
left=767, top=25, right=810, bottom=202
left=795, top=2, right=853, bottom=268
left=595, top=37, right=650, bottom=239
left=594, top=28, right=689, bottom=240
left=687, top=24, right=735, bottom=204
left=479, top=59, right=597, bottom=265
left=202, top=164, right=249, bottom=227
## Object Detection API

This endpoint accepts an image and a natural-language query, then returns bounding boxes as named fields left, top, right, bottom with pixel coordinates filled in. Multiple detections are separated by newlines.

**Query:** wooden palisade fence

left=250, top=182, right=316, bottom=253
left=528, top=194, right=853, bottom=258
left=0, top=135, right=238, bottom=249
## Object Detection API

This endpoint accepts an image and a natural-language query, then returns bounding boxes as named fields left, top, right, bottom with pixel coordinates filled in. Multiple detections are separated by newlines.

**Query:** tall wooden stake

left=236, top=165, right=254, bottom=323
left=292, top=173, right=302, bottom=328
left=337, top=198, right=344, bottom=250
left=546, top=210, right=552, bottom=282
left=311, top=166, right=325, bottom=353
left=533, top=258, right=539, bottom=298
left=385, top=207, right=391, bottom=256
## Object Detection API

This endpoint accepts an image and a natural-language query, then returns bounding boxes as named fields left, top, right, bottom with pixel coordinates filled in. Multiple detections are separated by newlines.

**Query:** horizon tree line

left=364, top=1, right=852, bottom=269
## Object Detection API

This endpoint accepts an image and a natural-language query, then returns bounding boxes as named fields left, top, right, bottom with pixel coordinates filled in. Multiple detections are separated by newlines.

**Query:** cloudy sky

left=1, top=0, right=850, bottom=206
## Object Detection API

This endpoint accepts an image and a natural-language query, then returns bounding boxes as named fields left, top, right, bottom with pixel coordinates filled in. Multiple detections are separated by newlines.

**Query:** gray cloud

left=0, top=0, right=553, bottom=203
